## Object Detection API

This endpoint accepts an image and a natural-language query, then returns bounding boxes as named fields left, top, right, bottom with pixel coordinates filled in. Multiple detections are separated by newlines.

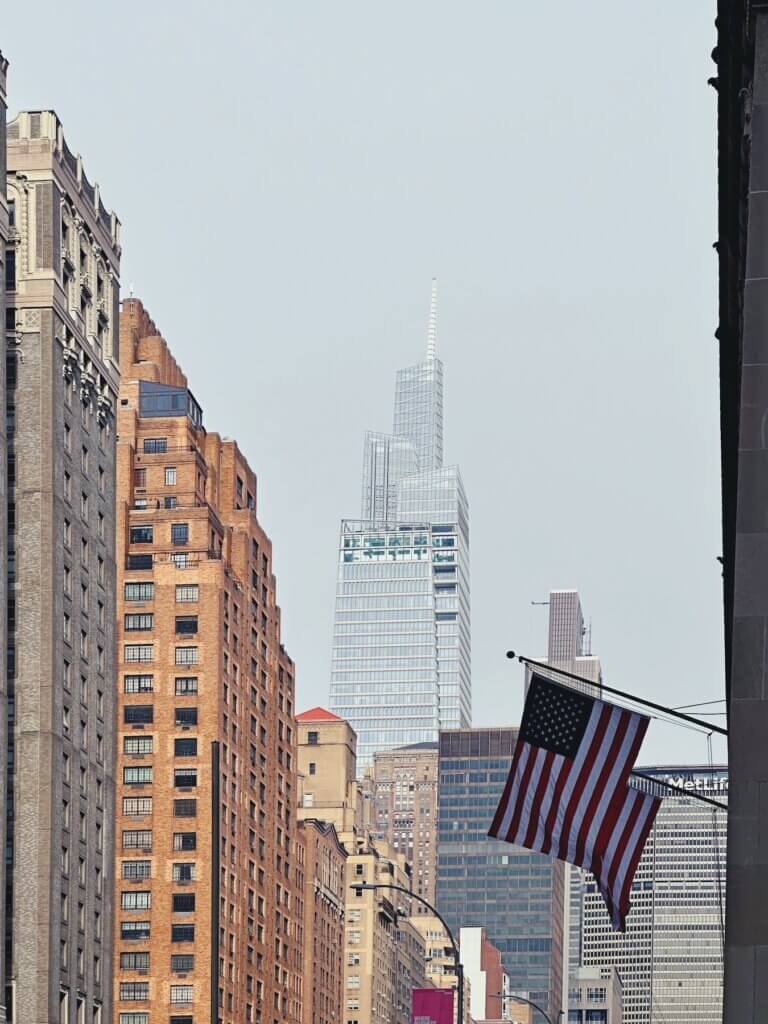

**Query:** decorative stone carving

left=96, top=394, right=112, bottom=428
left=80, top=368, right=96, bottom=406
left=62, top=347, right=79, bottom=387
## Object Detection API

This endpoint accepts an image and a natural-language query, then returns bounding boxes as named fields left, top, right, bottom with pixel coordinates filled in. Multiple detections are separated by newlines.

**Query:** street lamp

left=350, top=881, right=465, bottom=1024
left=489, top=990, right=562, bottom=1024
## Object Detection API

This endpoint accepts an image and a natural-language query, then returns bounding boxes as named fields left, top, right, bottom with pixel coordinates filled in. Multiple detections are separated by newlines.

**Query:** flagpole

left=507, top=652, right=728, bottom=737
left=629, top=769, right=727, bottom=811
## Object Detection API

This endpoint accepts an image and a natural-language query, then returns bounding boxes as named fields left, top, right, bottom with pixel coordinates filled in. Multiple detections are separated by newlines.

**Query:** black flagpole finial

left=506, top=650, right=516, bottom=660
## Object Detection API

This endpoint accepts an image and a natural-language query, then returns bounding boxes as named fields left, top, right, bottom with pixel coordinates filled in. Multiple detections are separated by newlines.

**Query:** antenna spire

left=426, top=278, right=437, bottom=360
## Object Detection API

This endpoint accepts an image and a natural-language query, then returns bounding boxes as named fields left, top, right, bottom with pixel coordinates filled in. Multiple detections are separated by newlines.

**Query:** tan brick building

left=296, top=709, right=426, bottom=1024
left=113, top=299, right=302, bottom=1024
left=366, top=743, right=438, bottom=913
left=296, top=819, right=346, bottom=1024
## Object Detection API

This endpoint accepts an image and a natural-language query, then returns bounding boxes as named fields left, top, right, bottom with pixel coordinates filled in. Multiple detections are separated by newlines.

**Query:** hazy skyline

left=1, top=1, right=724, bottom=764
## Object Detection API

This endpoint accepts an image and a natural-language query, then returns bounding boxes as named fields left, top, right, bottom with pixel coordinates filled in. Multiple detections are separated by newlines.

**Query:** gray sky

left=2, top=1, right=725, bottom=764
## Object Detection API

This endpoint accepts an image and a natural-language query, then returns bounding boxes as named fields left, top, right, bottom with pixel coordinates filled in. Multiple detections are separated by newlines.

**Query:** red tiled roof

left=296, top=707, right=343, bottom=722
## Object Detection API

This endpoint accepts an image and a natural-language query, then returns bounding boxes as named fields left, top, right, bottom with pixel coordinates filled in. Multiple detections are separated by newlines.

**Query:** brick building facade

left=113, top=299, right=302, bottom=1024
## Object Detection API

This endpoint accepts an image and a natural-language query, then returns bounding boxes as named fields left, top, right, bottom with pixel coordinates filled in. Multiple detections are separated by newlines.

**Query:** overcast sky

left=2, top=1, right=725, bottom=764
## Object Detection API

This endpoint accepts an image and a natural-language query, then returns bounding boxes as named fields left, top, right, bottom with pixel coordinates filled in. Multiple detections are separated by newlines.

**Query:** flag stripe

left=496, top=742, right=532, bottom=840
left=489, top=739, right=525, bottom=837
left=505, top=744, right=539, bottom=844
left=557, top=702, right=614, bottom=861
left=522, top=749, right=557, bottom=850
left=573, top=709, right=632, bottom=867
left=614, top=792, right=659, bottom=921
left=549, top=701, right=605, bottom=853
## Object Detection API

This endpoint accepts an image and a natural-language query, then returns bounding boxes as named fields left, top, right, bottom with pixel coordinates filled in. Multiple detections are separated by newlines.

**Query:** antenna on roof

left=426, top=278, right=437, bottom=360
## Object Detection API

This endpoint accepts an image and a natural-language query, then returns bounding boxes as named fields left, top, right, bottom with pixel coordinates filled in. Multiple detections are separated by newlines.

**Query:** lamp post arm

left=351, top=881, right=464, bottom=1024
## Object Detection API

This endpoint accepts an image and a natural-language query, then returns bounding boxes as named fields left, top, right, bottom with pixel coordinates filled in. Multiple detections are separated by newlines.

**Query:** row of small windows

left=125, top=614, right=198, bottom=634
left=130, top=523, right=189, bottom=546
left=120, top=951, right=195, bottom=971
left=122, top=797, right=197, bottom=817
left=124, top=766, right=197, bottom=786
left=123, top=736, right=196, bottom=757
left=124, top=645, right=198, bottom=664
left=124, top=675, right=197, bottom=695
left=119, top=981, right=193, bottom=1001
left=124, top=582, right=199, bottom=603
left=121, top=861, right=195, bottom=882
left=120, top=922, right=195, bottom=942
left=124, top=706, right=197, bottom=727
left=121, top=891, right=195, bottom=913
left=122, top=831, right=197, bottom=851
left=119, top=1015, right=193, bottom=1024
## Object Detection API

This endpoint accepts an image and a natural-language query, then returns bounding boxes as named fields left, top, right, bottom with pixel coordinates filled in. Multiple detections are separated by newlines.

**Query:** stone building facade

left=297, top=818, right=346, bottom=1024
left=367, top=743, right=438, bottom=913
left=113, top=299, right=302, bottom=1024
left=296, top=709, right=427, bottom=1024
left=5, top=108, right=121, bottom=1024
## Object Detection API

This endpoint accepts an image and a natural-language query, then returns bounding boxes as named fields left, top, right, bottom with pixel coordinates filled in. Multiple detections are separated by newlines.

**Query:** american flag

left=489, top=673, right=661, bottom=930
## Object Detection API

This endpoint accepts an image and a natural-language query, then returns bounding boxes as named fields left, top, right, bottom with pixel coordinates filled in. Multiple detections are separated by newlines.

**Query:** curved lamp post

left=350, top=881, right=465, bottom=1024
left=489, top=990, right=562, bottom=1024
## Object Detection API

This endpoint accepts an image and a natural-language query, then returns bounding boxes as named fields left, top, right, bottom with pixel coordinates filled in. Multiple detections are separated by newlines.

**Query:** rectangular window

left=170, top=985, right=193, bottom=1004
left=129, top=526, right=153, bottom=544
left=124, top=706, right=153, bottom=725
left=174, top=738, right=197, bottom=757
left=121, top=891, right=151, bottom=911
left=172, top=833, right=196, bottom=852
left=125, top=582, right=154, bottom=602
left=175, top=647, right=197, bottom=666
left=173, top=799, right=197, bottom=818
left=175, top=585, right=199, bottom=603
left=169, top=1018, right=193, bottom=1024
left=175, top=677, right=198, bottom=696
left=120, top=921, right=150, bottom=940
left=143, top=438, right=167, bottom=454
left=119, top=982, right=149, bottom=1001
left=171, top=523, right=189, bottom=546
left=170, top=954, right=194, bottom=972
left=165, top=467, right=177, bottom=485
left=124, top=645, right=153, bottom=664
left=119, top=952, right=150, bottom=971
left=172, top=893, right=195, bottom=913
left=175, top=707, right=198, bottom=727
left=125, top=613, right=154, bottom=631
left=122, top=797, right=152, bottom=817
left=174, top=768, right=197, bottom=788
left=119, top=1016, right=149, bottom=1024
left=123, top=766, right=153, bottom=785
left=307, top=731, right=319, bottom=745
left=174, top=616, right=198, bottom=635
left=124, top=675, right=153, bottom=694
left=126, top=554, right=153, bottom=570
left=124, top=736, right=153, bottom=755
left=171, top=924, right=195, bottom=943
left=122, top=830, right=152, bottom=850
left=121, top=860, right=151, bottom=881
left=172, top=862, right=196, bottom=882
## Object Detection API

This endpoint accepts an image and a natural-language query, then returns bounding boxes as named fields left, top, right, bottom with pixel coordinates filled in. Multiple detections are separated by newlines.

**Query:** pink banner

left=411, top=988, right=454, bottom=1024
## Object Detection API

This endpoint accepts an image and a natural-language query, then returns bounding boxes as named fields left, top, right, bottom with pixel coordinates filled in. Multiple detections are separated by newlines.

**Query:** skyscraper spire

left=426, top=277, right=438, bottom=360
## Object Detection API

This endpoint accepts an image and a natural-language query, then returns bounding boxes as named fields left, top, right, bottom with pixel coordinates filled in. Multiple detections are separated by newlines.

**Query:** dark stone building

left=717, top=3, right=768, bottom=1019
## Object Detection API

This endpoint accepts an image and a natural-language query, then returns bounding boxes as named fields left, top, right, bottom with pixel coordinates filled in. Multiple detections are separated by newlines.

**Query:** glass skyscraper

left=436, top=728, right=565, bottom=1024
left=329, top=285, right=470, bottom=768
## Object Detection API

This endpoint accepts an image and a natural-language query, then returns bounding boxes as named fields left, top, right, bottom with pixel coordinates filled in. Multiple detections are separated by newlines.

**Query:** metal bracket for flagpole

left=506, top=651, right=728, bottom=737
left=629, top=769, right=727, bottom=811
